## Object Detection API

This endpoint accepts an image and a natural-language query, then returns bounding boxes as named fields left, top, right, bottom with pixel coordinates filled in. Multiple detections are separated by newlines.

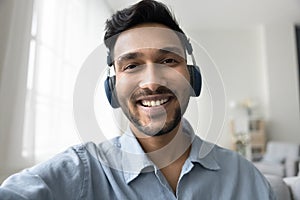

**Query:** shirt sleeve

left=0, top=145, right=88, bottom=200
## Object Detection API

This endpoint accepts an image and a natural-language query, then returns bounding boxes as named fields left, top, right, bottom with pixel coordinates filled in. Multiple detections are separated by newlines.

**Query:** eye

left=125, top=64, right=136, bottom=70
left=123, top=63, right=141, bottom=72
left=162, top=58, right=178, bottom=66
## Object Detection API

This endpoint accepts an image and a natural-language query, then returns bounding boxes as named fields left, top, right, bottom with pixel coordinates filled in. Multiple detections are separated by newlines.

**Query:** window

left=23, top=0, right=112, bottom=163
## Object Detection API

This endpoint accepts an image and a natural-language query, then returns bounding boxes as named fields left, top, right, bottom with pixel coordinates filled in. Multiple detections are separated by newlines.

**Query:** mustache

left=131, top=86, right=175, bottom=100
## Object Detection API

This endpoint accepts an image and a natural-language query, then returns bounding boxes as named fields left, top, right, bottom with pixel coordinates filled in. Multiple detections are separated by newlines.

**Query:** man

left=0, top=0, right=275, bottom=199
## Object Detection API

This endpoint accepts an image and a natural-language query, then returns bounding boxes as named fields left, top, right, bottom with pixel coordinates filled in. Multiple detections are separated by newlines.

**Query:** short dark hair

left=104, top=0, right=191, bottom=65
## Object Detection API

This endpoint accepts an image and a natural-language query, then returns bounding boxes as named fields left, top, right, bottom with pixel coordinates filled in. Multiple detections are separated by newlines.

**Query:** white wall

left=0, top=0, right=14, bottom=181
left=263, top=23, right=300, bottom=142
left=0, top=0, right=13, bottom=80
left=186, top=28, right=267, bottom=148
left=0, top=0, right=13, bottom=152
left=185, top=25, right=300, bottom=148
left=0, top=0, right=34, bottom=182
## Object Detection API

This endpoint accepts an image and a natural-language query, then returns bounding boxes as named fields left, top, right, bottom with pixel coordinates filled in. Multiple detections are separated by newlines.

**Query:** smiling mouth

left=139, top=98, right=170, bottom=107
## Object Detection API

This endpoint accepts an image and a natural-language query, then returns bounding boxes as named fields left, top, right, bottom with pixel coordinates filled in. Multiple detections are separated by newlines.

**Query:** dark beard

left=129, top=106, right=182, bottom=136
left=119, top=86, right=189, bottom=137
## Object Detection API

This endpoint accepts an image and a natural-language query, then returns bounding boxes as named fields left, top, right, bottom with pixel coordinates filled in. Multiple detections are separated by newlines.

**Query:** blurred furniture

left=284, top=174, right=300, bottom=200
left=249, top=120, right=266, bottom=160
left=265, top=173, right=300, bottom=200
left=253, top=141, right=300, bottom=177
left=265, top=174, right=291, bottom=200
left=230, top=119, right=266, bottom=160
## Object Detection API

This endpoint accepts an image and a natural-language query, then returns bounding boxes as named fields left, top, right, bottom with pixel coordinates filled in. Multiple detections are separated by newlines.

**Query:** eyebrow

left=116, top=52, right=143, bottom=65
left=159, top=46, right=185, bottom=56
left=116, top=46, right=185, bottom=65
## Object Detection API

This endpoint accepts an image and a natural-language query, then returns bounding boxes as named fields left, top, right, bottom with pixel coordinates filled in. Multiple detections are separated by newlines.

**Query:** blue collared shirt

left=0, top=120, right=275, bottom=200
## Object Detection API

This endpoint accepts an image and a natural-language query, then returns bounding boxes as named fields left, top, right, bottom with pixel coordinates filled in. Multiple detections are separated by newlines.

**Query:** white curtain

left=23, top=0, right=112, bottom=163
left=0, top=0, right=114, bottom=182
left=0, top=0, right=35, bottom=181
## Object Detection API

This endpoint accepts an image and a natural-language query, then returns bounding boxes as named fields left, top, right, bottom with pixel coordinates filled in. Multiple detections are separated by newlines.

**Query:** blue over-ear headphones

left=104, top=40, right=202, bottom=108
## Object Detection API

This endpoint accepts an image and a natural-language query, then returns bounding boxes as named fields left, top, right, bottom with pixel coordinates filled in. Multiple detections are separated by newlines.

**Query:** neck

left=130, top=121, right=192, bottom=168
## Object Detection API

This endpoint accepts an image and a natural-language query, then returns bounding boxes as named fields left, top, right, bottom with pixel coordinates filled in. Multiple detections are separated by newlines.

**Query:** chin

left=134, top=110, right=182, bottom=137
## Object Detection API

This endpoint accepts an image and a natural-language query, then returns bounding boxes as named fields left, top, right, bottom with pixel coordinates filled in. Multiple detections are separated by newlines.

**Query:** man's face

left=113, top=23, right=191, bottom=137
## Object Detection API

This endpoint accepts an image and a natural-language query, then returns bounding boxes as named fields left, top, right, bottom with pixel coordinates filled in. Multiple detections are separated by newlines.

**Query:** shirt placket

left=154, top=168, right=177, bottom=200
left=176, top=159, right=194, bottom=199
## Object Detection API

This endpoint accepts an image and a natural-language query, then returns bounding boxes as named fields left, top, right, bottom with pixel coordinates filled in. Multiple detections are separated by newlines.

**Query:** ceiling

left=104, top=0, right=300, bottom=29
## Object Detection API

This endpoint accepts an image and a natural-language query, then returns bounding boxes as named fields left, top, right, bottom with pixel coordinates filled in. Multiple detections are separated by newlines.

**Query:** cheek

left=168, top=68, right=191, bottom=92
left=115, top=75, right=138, bottom=104
left=179, top=67, right=191, bottom=83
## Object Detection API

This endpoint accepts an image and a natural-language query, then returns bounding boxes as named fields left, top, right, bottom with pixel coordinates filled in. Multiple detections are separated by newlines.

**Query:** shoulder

left=212, top=145, right=264, bottom=177
left=194, top=138, right=250, bottom=168
left=209, top=143, right=275, bottom=198
left=29, top=141, right=118, bottom=172
left=0, top=143, right=93, bottom=199
left=29, top=143, right=91, bottom=176
left=210, top=143, right=253, bottom=168
left=196, top=138, right=269, bottom=181
left=84, top=137, right=124, bottom=170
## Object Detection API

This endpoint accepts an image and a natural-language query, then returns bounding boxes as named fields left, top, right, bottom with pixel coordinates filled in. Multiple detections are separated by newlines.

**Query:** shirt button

left=115, top=143, right=121, bottom=148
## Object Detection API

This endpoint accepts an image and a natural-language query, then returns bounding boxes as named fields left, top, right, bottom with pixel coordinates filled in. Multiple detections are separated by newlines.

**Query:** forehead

left=113, top=24, right=184, bottom=59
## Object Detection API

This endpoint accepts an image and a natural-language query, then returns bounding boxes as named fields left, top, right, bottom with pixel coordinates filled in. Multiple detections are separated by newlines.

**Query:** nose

left=139, top=63, right=167, bottom=91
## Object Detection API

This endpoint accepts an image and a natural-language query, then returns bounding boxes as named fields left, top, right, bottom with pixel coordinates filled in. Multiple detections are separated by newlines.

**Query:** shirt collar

left=179, top=118, right=220, bottom=171
left=119, top=118, right=220, bottom=184
left=119, top=128, right=155, bottom=184
left=189, top=136, right=221, bottom=171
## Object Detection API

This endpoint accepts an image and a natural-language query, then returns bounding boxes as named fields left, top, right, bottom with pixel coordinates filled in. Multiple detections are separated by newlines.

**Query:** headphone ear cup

left=104, top=76, right=120, bottom=108
left=187, top=65, right=202, bottom=97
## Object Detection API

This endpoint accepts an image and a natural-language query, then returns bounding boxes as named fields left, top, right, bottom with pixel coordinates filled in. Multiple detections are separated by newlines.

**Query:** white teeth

left=155, top=100, right=160, bottom=106
left=141, top=99, right=168, bottom=107
left=151, top=101, right=155, bottom=107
